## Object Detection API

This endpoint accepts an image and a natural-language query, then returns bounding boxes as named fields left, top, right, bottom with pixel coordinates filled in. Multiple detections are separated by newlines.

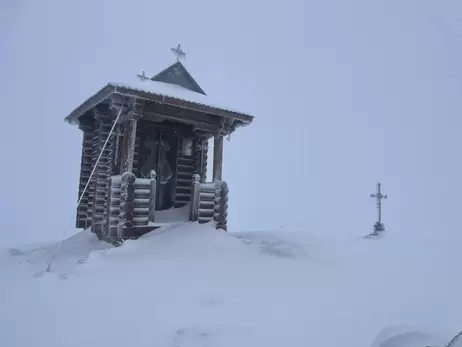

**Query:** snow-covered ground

left=1, top=223, right=461, bottom=347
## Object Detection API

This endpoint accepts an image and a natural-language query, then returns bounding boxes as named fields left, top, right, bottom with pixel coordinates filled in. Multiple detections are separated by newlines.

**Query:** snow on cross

left=368, top=182, right=387, bottom=236
left=171, top=43, right=186, bottom=61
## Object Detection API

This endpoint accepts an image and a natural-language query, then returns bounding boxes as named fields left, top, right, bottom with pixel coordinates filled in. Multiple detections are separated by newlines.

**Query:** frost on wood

left=213, top=181, right=228, bottom=231
left=121, top=119, right=137, bottom=174
left=67, top=58, right=254, bottom=241
left=191, top=179, right=229, bottom=231
left=119, top=171, right=136, bottom=234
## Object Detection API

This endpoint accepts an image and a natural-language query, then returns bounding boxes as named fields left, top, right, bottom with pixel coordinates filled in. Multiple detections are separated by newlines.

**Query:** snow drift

left=1, top=223, right=461, bottom=347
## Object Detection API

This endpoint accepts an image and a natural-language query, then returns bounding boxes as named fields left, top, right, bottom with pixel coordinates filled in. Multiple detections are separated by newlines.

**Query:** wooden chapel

left=64, top=46, right=254, bottom=242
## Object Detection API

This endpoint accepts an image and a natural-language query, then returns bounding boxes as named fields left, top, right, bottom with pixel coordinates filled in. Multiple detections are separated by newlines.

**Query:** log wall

left=76, top=121, right=93, bottom=229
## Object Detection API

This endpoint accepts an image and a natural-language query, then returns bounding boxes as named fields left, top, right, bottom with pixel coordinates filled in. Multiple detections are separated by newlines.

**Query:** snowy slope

left=1, top=224, right=461, bottom=347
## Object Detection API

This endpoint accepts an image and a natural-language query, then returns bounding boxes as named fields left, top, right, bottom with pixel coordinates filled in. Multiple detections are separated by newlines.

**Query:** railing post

left=149, top=170, right=157, bottom=223
left=190, top=174, right=201, bottom=222
left=119, top=171, right=136, bottom=238
left=213, top=181, right=229, bottom=231
left=105, top=176, right=114, bottom=239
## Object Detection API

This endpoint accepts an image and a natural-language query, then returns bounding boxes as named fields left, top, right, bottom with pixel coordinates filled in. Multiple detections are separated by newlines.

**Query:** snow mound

left=370, top=325, right=448, bottom=347
left=1, top=223, right=461, bottom=347
left=2, top=229, right=112, bottom=275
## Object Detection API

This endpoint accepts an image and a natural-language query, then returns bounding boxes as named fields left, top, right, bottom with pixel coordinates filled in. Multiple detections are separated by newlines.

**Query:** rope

left=447, top=329, right=462, bottom=347
left=45, top=101, right=125, bottom=272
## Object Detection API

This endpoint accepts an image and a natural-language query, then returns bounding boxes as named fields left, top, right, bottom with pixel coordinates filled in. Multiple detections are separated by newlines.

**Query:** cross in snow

left=137, top=70, right=148, bottom=81
left=370, top=182, right=387, bottom=226
left=171, top=44, right=186, bottom=61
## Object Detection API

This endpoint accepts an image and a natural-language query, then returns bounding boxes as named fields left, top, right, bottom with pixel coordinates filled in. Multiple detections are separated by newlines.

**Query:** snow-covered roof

left=65, top=74, right=254, bottom=125
left=111, top=77, right=247, bottom=116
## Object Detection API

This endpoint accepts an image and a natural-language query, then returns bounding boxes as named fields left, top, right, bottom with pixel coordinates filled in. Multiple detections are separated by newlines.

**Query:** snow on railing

left=106, top=170, right=156, bottom=238
left=190, top=174, right=228, bottom=231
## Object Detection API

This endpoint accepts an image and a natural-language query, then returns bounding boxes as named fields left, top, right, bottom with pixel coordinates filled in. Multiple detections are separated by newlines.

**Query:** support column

left=196, top=136, right=209, bottom=182
left=120, top=118, right=138, bottom=174
left=213, top=134, right=224, bottom=181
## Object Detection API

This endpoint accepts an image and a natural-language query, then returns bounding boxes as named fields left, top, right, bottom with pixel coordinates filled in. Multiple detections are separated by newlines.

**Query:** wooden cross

left=370, top=182, right=387, bottom=224
left=171, top=44, right=186, bottom=61
left=137, top=70, right=148, bottom=81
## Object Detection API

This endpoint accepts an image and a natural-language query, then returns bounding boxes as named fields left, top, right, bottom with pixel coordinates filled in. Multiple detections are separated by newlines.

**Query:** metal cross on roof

left=171, top=44, right=186, bottom=61
left=136, top=70, right=148, bottom=81
left=370, top=182, right=387, bottom=232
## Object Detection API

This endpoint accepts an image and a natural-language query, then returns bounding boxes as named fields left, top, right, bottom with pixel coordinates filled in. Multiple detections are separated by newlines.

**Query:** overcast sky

left=1, top=0, right=462, bottom=246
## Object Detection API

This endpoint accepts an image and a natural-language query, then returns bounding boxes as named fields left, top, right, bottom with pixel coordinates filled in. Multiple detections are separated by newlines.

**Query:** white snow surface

left=111, top=75, right=250, bottom=116
left=1, top=224, right=461, bottom=347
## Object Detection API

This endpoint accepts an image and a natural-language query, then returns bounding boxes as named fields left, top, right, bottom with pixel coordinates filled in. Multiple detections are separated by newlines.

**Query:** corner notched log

left=214, top=181, right=229, bottom=231
left=190, top=179, right=229, bottom=231
left=148, top=170, right=157, bottom=222
left=76, top=122, right=93, bottom=229
left=119, top=171, right=136, bottom=238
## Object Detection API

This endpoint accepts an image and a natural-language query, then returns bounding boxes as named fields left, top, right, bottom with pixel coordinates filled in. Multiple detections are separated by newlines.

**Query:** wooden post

left=149, top=170, right=157, bottom=223
left=213, top=134, right=224, bottom=181
left=213, top=181, right=229, bottom=231
left=190, top=174, right=201, bottom=222
left=119, top=172, right=136, bottom=238
left=120, top=118, right=138, bottom=174
left=196, top=136, right=208, bottom=182
left=105, top=176, right=117, bottom=238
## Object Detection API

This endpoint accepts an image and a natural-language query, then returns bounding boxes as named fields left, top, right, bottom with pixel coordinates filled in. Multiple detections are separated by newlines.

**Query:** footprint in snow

left=171, top=328, right=218, bottom=347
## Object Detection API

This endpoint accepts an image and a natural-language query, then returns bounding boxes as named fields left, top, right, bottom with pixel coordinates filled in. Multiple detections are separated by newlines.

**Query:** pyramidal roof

left=151, top=61, right=206, bottom=95
left=65, top=53, right=255, bottom=126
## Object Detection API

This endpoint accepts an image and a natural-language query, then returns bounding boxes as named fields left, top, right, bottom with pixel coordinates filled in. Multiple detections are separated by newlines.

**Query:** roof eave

left=64, top=84, right=116, bottom=125
left=113, top=85, right=254, bottom=123
left=230, top=119, right=253, bottom=134
left=64, top=83, right=255, bottom=126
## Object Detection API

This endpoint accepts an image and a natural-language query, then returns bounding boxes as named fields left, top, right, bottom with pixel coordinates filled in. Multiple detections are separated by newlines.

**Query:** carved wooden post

left=120, top=118, right=137, bottom=174
left=119, top=98, right=143, bottom=174
left=213, top=134, right=224, bottom=181
left=213, top=181, right=229, bottom=231
left=119, top=171, right=136, bottom=238
left=149, top=170, right=157, bottom=223
left=190, top=174, right=201, bottom=222
left=196, top=136, right=208, bottom=182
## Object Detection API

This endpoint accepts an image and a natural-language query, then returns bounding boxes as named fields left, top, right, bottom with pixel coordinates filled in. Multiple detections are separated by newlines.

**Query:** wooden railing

left=106, top=170, right=156, bottom=238
left=104, top=171, right=228, bottom=239
left=190, top=175, right=229, bottom=231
